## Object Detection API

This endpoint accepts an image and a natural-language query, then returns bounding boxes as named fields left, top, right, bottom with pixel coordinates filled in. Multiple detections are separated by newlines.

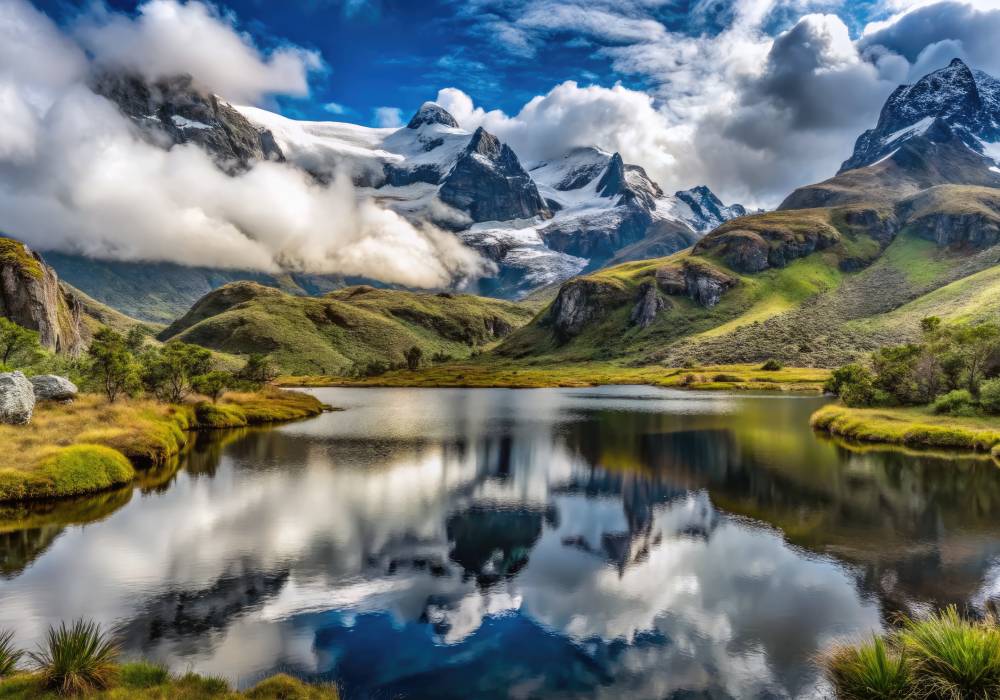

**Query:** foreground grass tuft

left=0, top=631, right=23, bottom=678
left=118, top=662, right=169, bottom=689
left=29, top=620, right=119, bottom=695
left=823, top=636, right=911, bottom=700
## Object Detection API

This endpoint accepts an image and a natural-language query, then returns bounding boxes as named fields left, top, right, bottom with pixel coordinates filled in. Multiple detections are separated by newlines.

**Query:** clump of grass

left=194, top=402, right=249, bottom=429
left=824, top=635, right=911, bottom=700
left=247, top=673, right=340, bottom=699
left=173, top=671, right=232, bottom=696
left=0, top=630, right=24, bottom=678
left=29, top=619, right=120, bottom=695
left=119, top=661, right=170, bottom=689
left=900, top=606, right=1000, bottom=699
left=761, top=359, right=784, bottom=371
left=0, top=445, right=135, bottom=502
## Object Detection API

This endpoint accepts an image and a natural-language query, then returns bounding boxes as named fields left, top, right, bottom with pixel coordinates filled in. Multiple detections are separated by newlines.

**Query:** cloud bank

left=0, top=0, right=489, bottom=288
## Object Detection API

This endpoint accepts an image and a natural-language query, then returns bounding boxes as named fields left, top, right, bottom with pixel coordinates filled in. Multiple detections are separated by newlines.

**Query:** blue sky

left=25, top=0, right=1000, bottom=203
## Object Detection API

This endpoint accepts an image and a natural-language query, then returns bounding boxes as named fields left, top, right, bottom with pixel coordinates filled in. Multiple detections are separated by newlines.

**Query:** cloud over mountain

left=0, top=0, right=490, bottom=288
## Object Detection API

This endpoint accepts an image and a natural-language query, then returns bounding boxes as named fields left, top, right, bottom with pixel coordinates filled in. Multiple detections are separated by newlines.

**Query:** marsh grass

left=29, top=620, right=119, bottom=695
left=824, top=636, right=912, bottom=699
left=900, top=607, right=1000, bottom=699
left=0, top=632, right=23, bottom=678
left=118, top=662, right=168, bottom=689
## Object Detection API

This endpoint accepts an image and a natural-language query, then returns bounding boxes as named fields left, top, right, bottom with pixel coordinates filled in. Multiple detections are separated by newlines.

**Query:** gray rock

left=629, top=282, right=667, bottom=328
left=30, top=374, right=78, bottom=402
left=0, top=371, right=35, bottom=425
left=655, top=262, right=737, bottom=308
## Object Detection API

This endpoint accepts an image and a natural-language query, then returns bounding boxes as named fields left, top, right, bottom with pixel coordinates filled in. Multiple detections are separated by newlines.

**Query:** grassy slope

left=160, top=283, right=538, bottom=375
left=0, top=390, right=324, bottom=502
left=0, top=666, right=338, bottom=699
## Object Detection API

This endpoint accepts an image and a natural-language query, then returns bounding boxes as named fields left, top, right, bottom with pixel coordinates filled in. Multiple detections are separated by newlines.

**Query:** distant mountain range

left=497, top=59, right=1000, bottom=368
left=41, top=72, right=747, bottom=320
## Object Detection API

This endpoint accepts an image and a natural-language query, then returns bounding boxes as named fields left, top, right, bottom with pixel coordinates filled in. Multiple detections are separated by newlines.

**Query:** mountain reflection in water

left=2, top=386, right=1000, bottom=699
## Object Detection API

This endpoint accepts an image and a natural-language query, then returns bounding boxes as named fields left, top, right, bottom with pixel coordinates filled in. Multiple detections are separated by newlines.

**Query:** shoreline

left=810, top=403, right=1000, bottom=458
left=276, top=362, right=831, bottom=393
left=0, top=389, right=326, bottom=503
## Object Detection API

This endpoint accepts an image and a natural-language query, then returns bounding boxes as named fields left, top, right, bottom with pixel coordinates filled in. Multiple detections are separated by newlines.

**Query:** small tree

left=237, top=353, right=278, bottom=387
left=192, top=371, right=233, bottom=404
left=404, top=346, right=423, bottom=371
left=124, top=326, right=148, bottom=355
left=142, top=341, right=213, bottom=403
left=0, top=317, right=41, bottom=367
left=87, top=328, right=139, bottom=403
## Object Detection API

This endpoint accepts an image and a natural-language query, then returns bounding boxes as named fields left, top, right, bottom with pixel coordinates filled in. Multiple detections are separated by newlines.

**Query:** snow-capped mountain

left=96, top=75, right=746, bottom=297
left=842, top=58, right=1000, bottom=172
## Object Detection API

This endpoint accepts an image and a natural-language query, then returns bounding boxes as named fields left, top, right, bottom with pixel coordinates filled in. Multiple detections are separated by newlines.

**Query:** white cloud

left=373, top=106, right=404, bottom=127
left=75, top=0, right=323, bottom=104
left=322, top=101, right=349, bottom=115
left=0, top=0, right=490, bottom=289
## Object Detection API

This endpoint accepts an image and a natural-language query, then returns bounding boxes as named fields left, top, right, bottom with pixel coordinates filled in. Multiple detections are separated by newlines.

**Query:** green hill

left=498, top=140, right=1000, bottom=368
left=158, top=283, right=539, bottom=374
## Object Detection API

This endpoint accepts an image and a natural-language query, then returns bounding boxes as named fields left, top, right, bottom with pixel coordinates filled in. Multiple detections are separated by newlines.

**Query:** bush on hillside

left=760, top=359, right=783, bottom=371
left=980, top=378, right=1000, bottom=415
left=931, top=389, right=977, bottom=416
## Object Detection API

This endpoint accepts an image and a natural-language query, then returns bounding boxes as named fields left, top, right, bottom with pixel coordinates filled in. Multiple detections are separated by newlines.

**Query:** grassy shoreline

left=811, top=403, right=1000, bottom=455
left=0, top=664, right=338, bottom=699
left=276, top=361, right=831, bottom=392
left=0, top=390, right=325, bottom=503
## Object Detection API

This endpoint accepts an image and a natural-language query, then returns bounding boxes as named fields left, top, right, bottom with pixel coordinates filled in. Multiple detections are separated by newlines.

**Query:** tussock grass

left=29, top=620, right=119, bottom=695
left=823, top=636, right=912, bottom=700
left=0, top=631, right=23, bottom=678
left=0, top=390, right=324, bottom=502
left=811, top=404, right=1000, bottom=453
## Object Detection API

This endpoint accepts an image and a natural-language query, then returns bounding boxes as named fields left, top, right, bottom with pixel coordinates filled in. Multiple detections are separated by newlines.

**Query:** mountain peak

left=675, top=186, right=748, bottom=233
left=840, top=59, right=1000, bottom=172
left=407, top=101, right=459, bottom=130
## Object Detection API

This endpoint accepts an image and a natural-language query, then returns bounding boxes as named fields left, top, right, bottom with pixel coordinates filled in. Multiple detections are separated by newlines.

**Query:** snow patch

left=170, top=115, right=212, bottom=130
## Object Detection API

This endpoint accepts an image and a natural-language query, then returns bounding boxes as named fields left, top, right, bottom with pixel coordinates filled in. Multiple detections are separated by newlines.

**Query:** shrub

left=900, top=606, right=1000, bottom=699
left=760, top=359, right=783, bottom=371
left=192, top=371, right=233, bottom=404
left=238, top=354, right=279, bottom=387
left=247, top=673, right=340, bottom=699
left=120, top=661, right=170, bottom=689
left=0, top=629, right=24, bottom=677
left=29, top=619, right=120, bottom=695
left=87, top=328, right=140, bottom=403
left=931, top=389, right=977, bottom=416
left=404, top=345, right=423, bottom=371
left=0, top=317, right=41, bottom=368
left=713, top=374, right=742, bottom=383
left=824, top=636, right=911, bottom=700
left=980, top=378, right=1000, bottom=415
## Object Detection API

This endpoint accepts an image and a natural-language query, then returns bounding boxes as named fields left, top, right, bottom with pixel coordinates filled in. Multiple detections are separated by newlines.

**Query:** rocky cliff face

left=0, top=239, right=84, bottom=355
left=439, top=128, right=550, bottom=223
left=92, top=71, right=284, bottom=173
left=548, top=278, right=627, bottom=341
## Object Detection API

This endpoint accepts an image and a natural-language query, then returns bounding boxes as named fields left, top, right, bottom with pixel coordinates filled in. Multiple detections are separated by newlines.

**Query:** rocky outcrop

left=30, top=375, right=78, bottom=402
left=655, top=261, right=737, bottom=309
left=407, top=102, right=459, bottom=129
left=693, top=213, right=841, bottom=274
left=548, top=278, right=625, bottom=341
left=908, top=212, right=1000, bottom=248
left=896, top=185, right=1000, bottom=249
left=92, top=71, right=284, bottom=173
left=439, top=128, right=550, bottom=223
left=0, top=239, right=84, bottom=355
left=540, top=206, right=652, bottom=260
left=675, top=185, right=748, bottom=233
left=629, top=282, right=667, bottom=328
left=0, top=372, right=34, bottom=425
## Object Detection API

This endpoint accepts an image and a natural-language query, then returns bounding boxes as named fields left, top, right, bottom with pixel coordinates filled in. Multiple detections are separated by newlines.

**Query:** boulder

left=30, top=374, right=78, bottom=402
left=0, top=371, right=35, bottom=425
left=629, top=282, right=668, bottom=329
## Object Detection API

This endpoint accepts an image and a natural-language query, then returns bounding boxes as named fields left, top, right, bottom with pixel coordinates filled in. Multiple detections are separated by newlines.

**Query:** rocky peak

left=465, top=127, right=503, bottom=160
left=841, top=59, right=1000, bottom=172
left=407, top=102, right=460, bottom=130
left=675, top=185, right=748, bottom=233
left=596, top=153, right=662, bottom=210
left=0, top=238, right=84, bottom=356
left=91, top=70, right=285, bottom=173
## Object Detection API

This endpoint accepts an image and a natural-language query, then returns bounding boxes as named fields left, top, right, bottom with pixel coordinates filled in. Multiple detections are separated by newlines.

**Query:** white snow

left=170, top=115, right=212, bottom=130
left=870, top=148, right=900, bottom=166
left=979, top=138, right=1000, bottom=166
left=882, top=116, right=934, bottom=147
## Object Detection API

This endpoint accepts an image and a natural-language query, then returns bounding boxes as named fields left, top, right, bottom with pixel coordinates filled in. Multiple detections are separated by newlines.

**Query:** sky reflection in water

left=2, top=386, right=1000, bottom=699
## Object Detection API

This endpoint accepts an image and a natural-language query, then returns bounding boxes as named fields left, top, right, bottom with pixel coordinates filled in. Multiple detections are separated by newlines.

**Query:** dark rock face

left=629, top=282, right=667, bottom=328
left=841, top=59, right=1000, bottom=172
left=654, top=262, right=737, bottom=309
left=693, top=217, right=840, bottom=274
left=548, top=278, right=624, bottom=341
left=540, top=207, right=652, bottom=260
left=407, top=102, right=460, bottom=130
left=598, top=153, right=662, bottom=209
left=907, top=212, right=1000, bottom=248
left=0, top=240, right=84, bottom=355
left=92, top=71, right=284, bottom=173
left=439, top=128, right=550, bottom=223
left=675, top=186, right=748, bottom=232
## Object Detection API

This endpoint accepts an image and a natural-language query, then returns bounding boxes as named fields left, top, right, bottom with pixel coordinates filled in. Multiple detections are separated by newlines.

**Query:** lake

left=3, top=386, right=1000, bottom=699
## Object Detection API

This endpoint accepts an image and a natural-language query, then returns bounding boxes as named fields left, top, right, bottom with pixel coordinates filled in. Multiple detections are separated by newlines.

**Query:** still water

left=3, top=387, right=1000, bottom=699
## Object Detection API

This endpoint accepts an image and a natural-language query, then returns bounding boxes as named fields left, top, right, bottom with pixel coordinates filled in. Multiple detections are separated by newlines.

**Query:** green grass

left=823, top=636, right=912, bottom=700
left=0, top=390, right=324, bottom=502
left=0, top=237, right=43, bottom=280
left=29, top=620, right=120, bottom=695
left=811, top=404, right=1000, bottom=454
left=157, top=282, right=538, bottom=375
left=824, top=608, right=1000, bottom=700
left=0, top=666, right=339, bottom=699
left=0, top=632, right=23, bottom=679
